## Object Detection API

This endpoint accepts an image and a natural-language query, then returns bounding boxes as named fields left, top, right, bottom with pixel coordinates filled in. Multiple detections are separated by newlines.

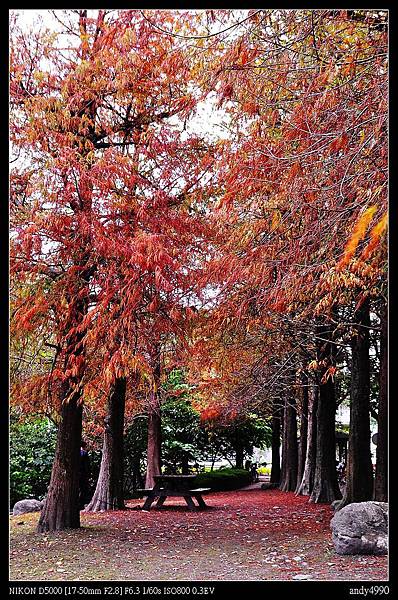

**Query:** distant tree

left=162, top=399, right=205, bottom=474
left=202, top=413, right=272, bottom=470
left=270, top=399, right=282, bottom=484
left=124, top=416, right=148, bottom=493
left=159, top=369, right=209, bottom=473
left=279, top=397, right=298, bottom=492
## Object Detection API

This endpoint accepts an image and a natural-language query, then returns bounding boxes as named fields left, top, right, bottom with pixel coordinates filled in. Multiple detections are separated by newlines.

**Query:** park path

left=10, top=488, right=388, bottom=581
left=238, top=474, right=269, bottom=491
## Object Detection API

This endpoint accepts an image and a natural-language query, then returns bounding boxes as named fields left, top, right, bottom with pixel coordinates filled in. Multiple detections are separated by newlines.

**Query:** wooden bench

left=135, top=489, right=161, bottom=496
left=189, top=488, right=211, bottom=509
left=138, top=482, right=211, bottom=511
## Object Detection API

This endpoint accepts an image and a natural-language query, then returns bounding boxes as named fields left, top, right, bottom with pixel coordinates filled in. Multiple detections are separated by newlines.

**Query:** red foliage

left=10, top=10, right=214, bottom=420
left=77, top=488, right=387, bottom=581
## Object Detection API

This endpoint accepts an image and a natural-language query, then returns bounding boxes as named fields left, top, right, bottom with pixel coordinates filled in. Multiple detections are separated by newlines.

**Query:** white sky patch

left=10, top=10, right=64, bottom=47
left=11, top=9, right=55, bottom=27
left=185, top=94, right=231, bottom=141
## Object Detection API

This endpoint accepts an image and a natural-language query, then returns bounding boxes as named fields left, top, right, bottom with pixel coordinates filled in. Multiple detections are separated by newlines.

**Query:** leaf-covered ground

left=9, top=489, right=388, bottom=581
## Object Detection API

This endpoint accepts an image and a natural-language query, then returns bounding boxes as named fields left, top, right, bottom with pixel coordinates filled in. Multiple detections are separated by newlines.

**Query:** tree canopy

left=9, top=9, right=388, bottom=530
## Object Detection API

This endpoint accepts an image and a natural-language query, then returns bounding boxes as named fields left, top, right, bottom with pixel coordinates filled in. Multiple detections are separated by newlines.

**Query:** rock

left=330, top=501, right=388, bottom=555
left=12, top=499, right=43, bottom=516
left=261, top=483, right=279, bottom=490
left=293, top=574, right=312, bottom=580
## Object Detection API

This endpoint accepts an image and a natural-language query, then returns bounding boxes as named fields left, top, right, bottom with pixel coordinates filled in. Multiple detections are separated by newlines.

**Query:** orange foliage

left=199, top=407, right=221, bottom=422
left=361, top=212, right=388, bottom=260
left=338, top=206, right=378, bottom=269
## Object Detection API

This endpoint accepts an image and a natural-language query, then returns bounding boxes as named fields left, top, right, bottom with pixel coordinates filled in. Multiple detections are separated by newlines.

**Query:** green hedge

left=10, top=417, right=57, bottom=507
left=194, top=468, right=251, bottom=491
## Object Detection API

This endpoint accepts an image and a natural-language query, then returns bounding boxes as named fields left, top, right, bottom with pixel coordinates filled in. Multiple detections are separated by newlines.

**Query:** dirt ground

left=9, top=488, right=388, bottom=581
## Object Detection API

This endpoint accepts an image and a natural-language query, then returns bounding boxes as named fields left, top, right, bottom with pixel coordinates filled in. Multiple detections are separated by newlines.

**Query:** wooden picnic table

left=138, top=475, right=211, bottom=511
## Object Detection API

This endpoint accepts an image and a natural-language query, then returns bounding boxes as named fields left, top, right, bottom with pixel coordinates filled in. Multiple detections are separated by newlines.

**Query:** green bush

left=258, top=466, right=271, bottom=475
left=10, top=416, right=57, bottom=507
left=194, top=467, right=251, bottom=491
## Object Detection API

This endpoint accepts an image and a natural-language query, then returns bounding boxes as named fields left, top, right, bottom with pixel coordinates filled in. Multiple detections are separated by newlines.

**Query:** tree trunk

left=279, top=401, right=286, bottom=485
left=145, top=347, right=162, bottom=488
left=279, top=397, right=298, bottom=492
left=295, top=378, right=309, bottom=492
left=235, top=445, right=244, bottom=469
left=296, top=385, right=318, bottom=496
left=132, top=456, right=144, bottom=490
left=310, top=322, right=341, bottom=504
left=145, top=401, right=162, bottom=487
left=374, top=302, right=388, bottom=501
left=270, top=400, right=281, bottom=484
left=85, top=378, right=127, bottom=511
left=37, top=383, right=83, bottom=531
left=181, top=455, right=189, bottom=474
left=338, top=299, right=374, bottom=509
left=37, top=291, right=89, bottom=532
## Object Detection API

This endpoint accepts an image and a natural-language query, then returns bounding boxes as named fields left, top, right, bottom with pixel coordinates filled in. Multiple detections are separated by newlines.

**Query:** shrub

left=10, top=416, right=57, bottom=507
left=258, top=466, right=271, bottom=475
left=194, top=467, right=251, bottom=491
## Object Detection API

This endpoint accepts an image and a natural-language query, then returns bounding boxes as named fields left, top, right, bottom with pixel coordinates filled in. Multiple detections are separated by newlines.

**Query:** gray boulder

left=330, top=501, right=388, bottom=555
left=12, top=499, right=43, bottom=516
